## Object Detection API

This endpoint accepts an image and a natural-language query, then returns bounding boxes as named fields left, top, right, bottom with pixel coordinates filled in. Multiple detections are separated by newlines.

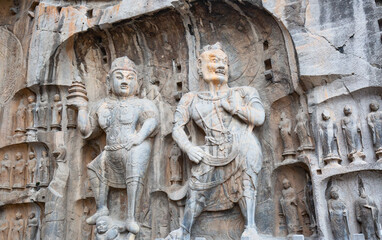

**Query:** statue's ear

left=197, top=58, right=202, bottom=76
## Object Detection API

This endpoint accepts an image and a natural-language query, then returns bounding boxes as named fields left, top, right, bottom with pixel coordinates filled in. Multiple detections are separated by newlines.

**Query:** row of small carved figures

left=0, top=211, right=39, bottom=240
left=317, top=103, right=382, bottom=167
left=327, top=185, right=382, bottom=239
left=0, top=151, right=49, bottom=189
left=279, top=102, right=382, bottom=166
left=13, top=94, right=77, bottom=135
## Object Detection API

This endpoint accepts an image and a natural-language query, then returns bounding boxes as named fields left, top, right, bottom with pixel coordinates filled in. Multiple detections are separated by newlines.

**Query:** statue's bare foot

left=241, top=227, right=260, bottom=240
left=165, top=228, right=190, bottom=240
left=86, top=207, right=109, bottom=225
left=126, top=220, right=140, bottom=235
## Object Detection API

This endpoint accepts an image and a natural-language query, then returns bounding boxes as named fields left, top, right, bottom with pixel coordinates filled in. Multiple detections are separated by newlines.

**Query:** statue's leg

left=86, top=169, right=109, bottom=225
left=239, top=174, right=259, bottom=239
left=166, top=190, right=205, bottom=240
left=126, top=178, right=142, bottom=235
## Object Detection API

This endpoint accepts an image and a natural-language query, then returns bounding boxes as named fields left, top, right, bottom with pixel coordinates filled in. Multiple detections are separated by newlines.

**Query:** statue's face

left=54, top=94, right=60, bottom=102
left=322, top=111, right=330, bottom=121
left=343, top=106, right=352, bottom=115
left=96, top=220, right=109, bottom=233
left=330, top=191, right=339, bottom=199
left=370, top=102, right=379, bottom=112
left=111, top=70, right=138, bottom=97
left=28, top=96, right=35, bottom=103
left=16, top=153, right=22, bottom=160
left=282, top=180, right=290, bottom=189
left=198, top=49, right=228, bottom=86
left=42, top=151, right=47, bottom=157
left=29, top=152, right=35, bottom=159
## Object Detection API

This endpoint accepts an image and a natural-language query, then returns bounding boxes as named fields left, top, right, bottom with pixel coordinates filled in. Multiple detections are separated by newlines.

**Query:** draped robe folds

left=174, top=87, right=263, bottom=211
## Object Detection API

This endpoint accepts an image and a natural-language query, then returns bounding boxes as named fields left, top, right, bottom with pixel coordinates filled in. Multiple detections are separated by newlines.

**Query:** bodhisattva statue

left=279, top=112, right=295, bottom=160
left=355, top=187, right=382, bottom=240
left=39, top=150, right=49, bottom=186
left=51, top=94, right=63, bottom=131
left=67, top=56, right=159, bottom=236
left=26, top=151, right=37, bottom=186
left=294, top=108, right=314, bottom=152
left=0, top=220, right=8, bottom=240
left=327, top=186, right=350, bottom=240
left=26, top=95, right=36, bottom=130
left=367, top=101, right=382, bottom=162
left=169, top=143, right=182, bottom=186
left=341, top=105, right=365, bottom=164
left=0, top=154, right=11, bottom=189
left=25, top=212, right=38, bottom=240
left=12, top=212, right=24, bottom=240
left=13, top=152, right=26, bottom=189
left=319, top=110, right=342, bottom=168
left=37, top=96, right=48, bottom=131
left=15, top=100, right=26, bottom=135
left=166, top=43, right=265, bottom=240
left=279, top=178, right=301, bottom=236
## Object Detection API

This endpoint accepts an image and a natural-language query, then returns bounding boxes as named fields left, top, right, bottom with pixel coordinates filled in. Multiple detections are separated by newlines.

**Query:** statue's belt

left=200, top=145, right=239, bottom=166
left=104, top=144, right=130, bottom=151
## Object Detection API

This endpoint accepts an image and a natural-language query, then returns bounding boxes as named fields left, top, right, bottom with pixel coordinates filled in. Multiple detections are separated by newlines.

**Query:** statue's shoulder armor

left=231, top=86, right=260, bottom=98
left=179, top=92, right=196, bottom=106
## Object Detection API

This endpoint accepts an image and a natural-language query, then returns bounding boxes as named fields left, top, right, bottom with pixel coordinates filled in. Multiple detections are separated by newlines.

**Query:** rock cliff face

left=0, top=0, right=381, bottom=239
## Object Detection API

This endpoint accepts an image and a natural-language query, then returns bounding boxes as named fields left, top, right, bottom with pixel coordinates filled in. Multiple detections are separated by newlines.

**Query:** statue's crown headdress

left=200, top=42, right=224, bottom=55
left=110, top=56, right=137, bottom=74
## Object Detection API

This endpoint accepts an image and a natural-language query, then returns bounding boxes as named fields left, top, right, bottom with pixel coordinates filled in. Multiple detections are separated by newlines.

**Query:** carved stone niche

left=47, top=0, right=302, bottom=239
left=272, top=163, right=316, bottom=238
left=0, top=203, right=42, bottom=240
left=322, top=171, right=382, bottom=240
left=0, top=88, right=36, bottom=146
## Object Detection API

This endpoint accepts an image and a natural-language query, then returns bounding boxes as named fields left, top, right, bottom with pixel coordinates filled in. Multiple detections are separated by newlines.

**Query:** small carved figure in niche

left=82, top=206, right=93, bottom=240
left=355, top=186, right=382, bottom=240
left=0, top=219, right=8, bottom=240
left=66, top=107, right=77, bottom=129
left=39, top=150, right=49, bottom=186
left=327, top=186, right=350, bottom=240
left=0, top=154, right=11, bottom=189
left=67, top=57, right=159, bottom=237
left=169, top=143, right=182, bottom=186
left=13, top=152, right=26, bottom=188
left=166, top=43, right=265, bottom=240
left=12, top=212, right=24, bottom=240
left=319, top=110, right=342, bottom=168
left=303, top=176, right=317, bottom=234
left=26, top=95, right=36, bottom=130
left=15, top=100, right=27, bottom=136
left=279, top=112, right=295, bottom=159
left=95, top=216, right=125, bottom=240
left=341, top=105, right=366, bottom=164
left=37, top=96, right=48, bottom=130
left=25, top=212, right=38, bottom=240
left=279, top=178, right=301, bottom=236
left=51, top=94, right=63, bottom=131
left=26, top=151, right=37, bottom=187
left=294, top=108, right=314, bottom=152
left=367, top=101, right=382, bottom=162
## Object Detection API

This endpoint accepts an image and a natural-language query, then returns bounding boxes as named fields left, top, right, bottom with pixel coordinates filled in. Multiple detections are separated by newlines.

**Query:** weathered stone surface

left=0, top=0, right=381, bottom=239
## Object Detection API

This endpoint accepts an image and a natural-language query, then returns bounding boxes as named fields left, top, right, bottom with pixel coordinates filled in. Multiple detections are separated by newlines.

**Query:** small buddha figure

left=39, top=150, right=50, bottom=186
left=11, top=212, right=24, bottom=240
left=279, top=178, right=301, bottom=236
left=279, top=112, right=295, bottom=159
left=367, top=101, right=382, bottom=162
left=51, top=94, right=63, bottom=131
left=169, top=143, right=182, bottom=186
left=26, top=152, right=37, bottom=186
left=13, top=152, right=26, bottom=189
left=95, top=216, right=125, bottom=240
left=37, top=96, right=48, bottom=130
left=0, top=154, right=11, bottom=189
left=294, top=108, right=314, bottom=152
left=341, top=105, right=365, bottom=164
left=15, top=100, right=27, bottom=136
left=327, top=186, right=350, bottom=240
left=25, top=212, right=38, bottom=240
left=355, top=187, right=381, bottom=240
left=319, top=110, right=341, bottom=168
left=26, top=95, right=36, bottom=130
left=0, top=219, right=8, bottom=240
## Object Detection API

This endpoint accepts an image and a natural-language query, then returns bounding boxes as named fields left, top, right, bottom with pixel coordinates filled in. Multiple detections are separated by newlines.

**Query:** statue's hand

left=66, top=96, right=88, bottom=110
left=125, top=136, right=143, bottom=151
left=221, top=90, right=239, bottom=115
left=186, top=146, right=205, bottom=164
